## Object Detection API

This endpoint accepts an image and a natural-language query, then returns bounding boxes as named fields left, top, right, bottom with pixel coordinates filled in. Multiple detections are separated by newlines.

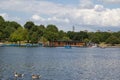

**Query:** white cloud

left=99, top=0, right=120, bottom=4
left=0, top=0, right=120, bottom=31
left=101, top=9, right=120, bottom=26
left=68, top=5, right=120, bottom=27
left=0, top=0, right=71, bottom=16
left=47, top=16, right=70, bottom=23
left=79, top=0, right=94, bottom=9
left=94, top=5, right=106, bottom=12
left=0, top=13, right=9, bottom=20
left=32, top=14, right=45, bottom=21
left=0, top=13, right=21, bottom=21
left=31, top=15, right=70, bottom=24
left=77, top=5, right=120, bottom=27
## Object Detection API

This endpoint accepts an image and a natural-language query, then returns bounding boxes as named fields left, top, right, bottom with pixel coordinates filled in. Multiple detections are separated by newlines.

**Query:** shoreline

left=0, top=42, right=120, bottom=48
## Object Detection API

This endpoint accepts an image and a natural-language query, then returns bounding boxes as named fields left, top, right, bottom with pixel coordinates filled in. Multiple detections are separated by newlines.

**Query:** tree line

left=0, top=16, right=120, bottom=45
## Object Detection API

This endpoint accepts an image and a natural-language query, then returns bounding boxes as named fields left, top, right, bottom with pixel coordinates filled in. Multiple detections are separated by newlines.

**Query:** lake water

left=0, top=47, right=120, bottom=80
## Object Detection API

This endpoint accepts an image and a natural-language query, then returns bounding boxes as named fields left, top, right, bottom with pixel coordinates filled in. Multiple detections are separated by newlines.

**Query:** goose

left=14, top=72, right=24, bottom=78
left=32, top=74, right=41, bottom=79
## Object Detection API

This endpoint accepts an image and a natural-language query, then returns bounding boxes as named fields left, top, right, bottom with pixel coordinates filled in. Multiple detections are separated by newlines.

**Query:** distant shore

left=99, top=43, right=120, bottom=48
left=1, top=42, right=120, bottom=48
left=105, top=46, right=120, bottom=48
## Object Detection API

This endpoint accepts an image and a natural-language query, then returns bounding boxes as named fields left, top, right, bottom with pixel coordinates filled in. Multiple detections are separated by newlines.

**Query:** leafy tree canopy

left=106, top=35, right=120, bottom=44
left=24, top=21, right=34, bottom=30
left=46, top=24, right=58, bottom=32
left=0, top=16, right=5, bottom=24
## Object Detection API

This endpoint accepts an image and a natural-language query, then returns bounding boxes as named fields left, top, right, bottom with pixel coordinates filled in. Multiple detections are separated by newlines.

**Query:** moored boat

left=64, top=45, right=72, bottom=49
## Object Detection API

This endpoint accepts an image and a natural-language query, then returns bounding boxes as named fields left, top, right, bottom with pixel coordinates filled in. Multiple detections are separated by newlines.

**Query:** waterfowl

left=32, top=74, right=41, bottom=79
left=14, top=72, right=24, bottom=78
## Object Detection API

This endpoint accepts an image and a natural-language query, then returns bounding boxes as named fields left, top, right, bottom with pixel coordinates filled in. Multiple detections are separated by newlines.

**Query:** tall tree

left=58, top=30, right=69, bottom=41
left=9, top=27, right=26, bottom=44
left=0, top=16, right=5, bottom=24
left=0, top=16, right=5, bottom=41
left=43, top=31, right=59, bottom=41
left=5, top=21, right=21, bottom=29
left=106, top=35, right=120, bottom=45
left=24, top=21, right=35, bottom=43
left=30, top=32, right=39, bottom=44
left=29, top=25, right=40, bottom=43
left=24, top=21, right=34, bottom=30
left=46, top=24, right=58, bottom=32
left=67, top=31, right=75, bottom=40
left=44, top=24, right=59, bottom=41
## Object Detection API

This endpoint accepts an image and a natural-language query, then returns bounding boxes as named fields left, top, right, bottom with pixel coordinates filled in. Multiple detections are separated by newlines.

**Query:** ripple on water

left=0, top=47, right=120, bottom=80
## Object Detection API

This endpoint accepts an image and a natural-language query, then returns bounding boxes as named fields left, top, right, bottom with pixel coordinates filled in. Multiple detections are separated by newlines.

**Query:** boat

left=91, top=45, right=97, bottom=48
left=64, top=45, right=72, bottom=49
left=0, top=43, right=4, bottom=47
left=90, top=44, right=98, bottom=48
left=100, top=46, right=106, bottom=49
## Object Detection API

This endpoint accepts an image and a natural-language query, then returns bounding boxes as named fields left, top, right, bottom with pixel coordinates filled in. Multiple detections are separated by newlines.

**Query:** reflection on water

left=0, top=47, right=120, bottom=80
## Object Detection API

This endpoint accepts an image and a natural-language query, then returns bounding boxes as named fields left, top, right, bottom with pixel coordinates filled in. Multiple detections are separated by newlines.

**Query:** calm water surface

left=0, top=47, right=120, bottom=80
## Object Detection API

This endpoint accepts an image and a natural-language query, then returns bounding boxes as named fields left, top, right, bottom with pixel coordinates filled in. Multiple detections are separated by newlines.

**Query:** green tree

left=67, top=31, right=88, bottom=41
left=0, top=16, right=5, bottom=24
left=88, top=32, right=101, bottom=43
left=0, top=16, right=5, bottom=41
left=100, top=32, right=111, bottom=42
left=0, top=20, right=21, bottom=41
left=113, top=31, right=120, bottom=39
left=30, top=32, right=39, bottom=44
left=9, top=27, right=26, bottom=44
left=24, top=21, right=35, bottom=43
left=58, top=30, right=69, bottom=41
left=37, top=25, right=46, bottom=38
left=73, top=31, right=88, bottom=41
left=27, top=25, right=43, bottom=43
left=44, top=24, right=59, bottom=41
left=24, top=21, right=34, bottom=30
left=43, top=31, right=59, bottom=41
left=62, top=36, right=70, bottom=41
left=39, top=25, right=46, bottom=31
left=67, top=31, right=75, bottom=40
left=5, top=21, right=21, bottom=29
left=46, top=24, right=58, bottom=32
left=40, top=36, right=48, bottom=43
left=91, top=36, right=100, bottom=43
left=106, top=35, right=120, bottom=45
left=83, top=38, right=89, bottom=43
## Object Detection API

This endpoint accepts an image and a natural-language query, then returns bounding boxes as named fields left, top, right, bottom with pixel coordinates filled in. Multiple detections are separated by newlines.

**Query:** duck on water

left=14, top=72, right=24, bottom=78
left=32, top=74, right=41, bottom=79
left=14, top=72, right=41, bottom=79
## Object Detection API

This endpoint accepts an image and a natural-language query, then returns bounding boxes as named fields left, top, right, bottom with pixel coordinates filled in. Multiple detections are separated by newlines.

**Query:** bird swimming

left=14, top=72, right=24, bottom=78
left=32, top=74, right=41, bottom=79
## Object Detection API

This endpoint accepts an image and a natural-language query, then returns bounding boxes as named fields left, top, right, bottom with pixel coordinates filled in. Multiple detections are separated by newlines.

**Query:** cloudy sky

left=0, top=0, right=120, bottom=32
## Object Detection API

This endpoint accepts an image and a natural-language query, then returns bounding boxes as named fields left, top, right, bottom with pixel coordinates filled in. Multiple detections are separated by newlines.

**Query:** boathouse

left=48, top=41, right=85, bottom=47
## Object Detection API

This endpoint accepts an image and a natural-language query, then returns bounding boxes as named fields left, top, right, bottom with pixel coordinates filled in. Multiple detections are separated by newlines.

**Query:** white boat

left=90, top=44, right=98, bottom=48
left=0, top=43, right=4, bottom=47
left=91, top=45, right=97, bottom=48
left=100, top=46, right=106, bottom=49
